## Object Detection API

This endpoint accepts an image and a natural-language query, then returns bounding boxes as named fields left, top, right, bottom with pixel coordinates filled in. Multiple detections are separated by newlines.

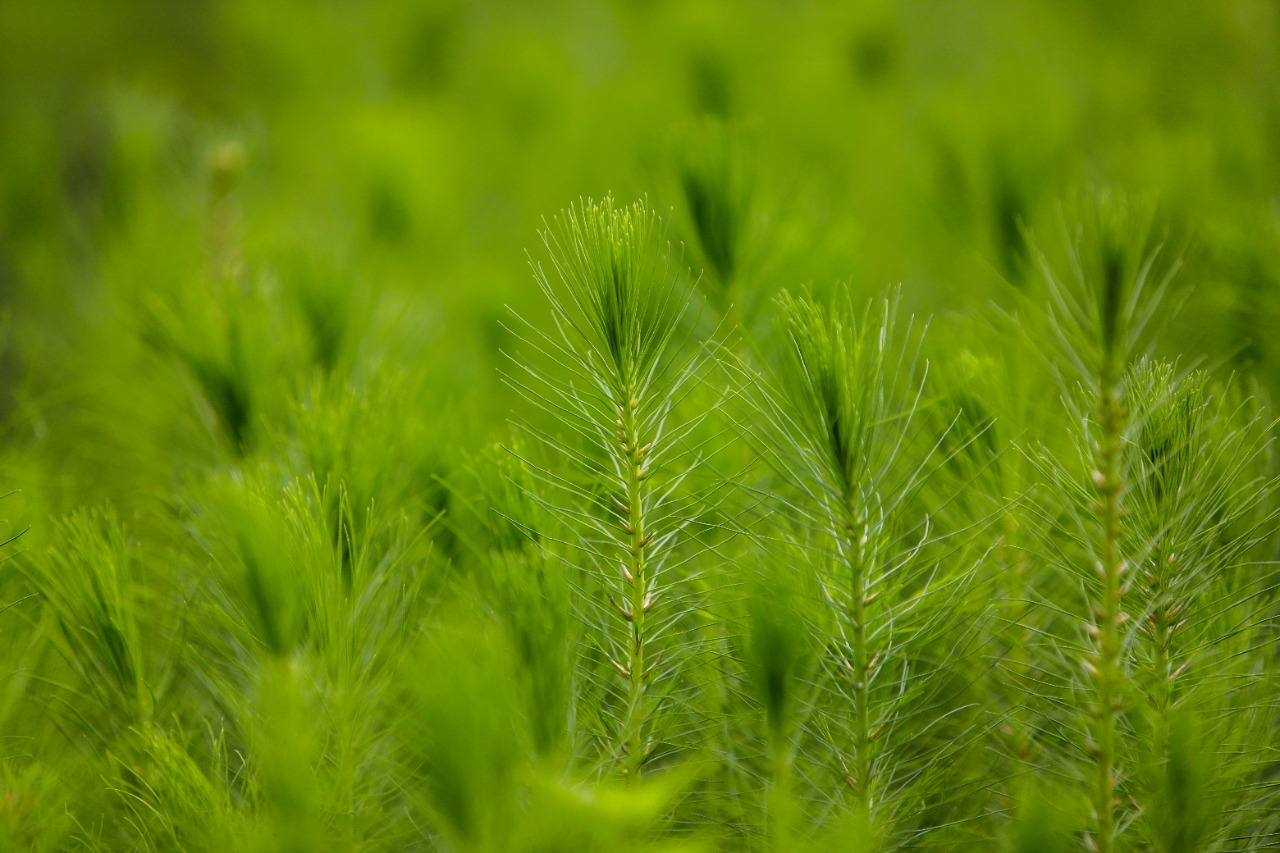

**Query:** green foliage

left=738, top=288, right=993, bottom=846
left=21, top=510, right=159, bottom=733
left=2, top=3, right=1280, bottom=851
left=511, top=195, right=721, bottom=782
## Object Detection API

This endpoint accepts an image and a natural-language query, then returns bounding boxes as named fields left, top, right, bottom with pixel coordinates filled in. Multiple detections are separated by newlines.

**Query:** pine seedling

left=21, top=509, right=160, bottom=736
left=195, top=468, right=433, bottom=665
left=184, top=467, right=438, bottom=851
left=506, top=196, right=717, bottom=782
left=110, top=723, right=248, bottom=853
left=1127, top=365, right=1240, bottom=716
left=178, top=484, right=324, bottom=850
left=282, top=371, right=451, bottom=554
left=1122, top=363, right=1279, bottom=850
left=1025, top=356, right=1279, bottom=852
left=1025, top=191, right=1178, bottom=853
left=744, top=287, right=988, bottom=844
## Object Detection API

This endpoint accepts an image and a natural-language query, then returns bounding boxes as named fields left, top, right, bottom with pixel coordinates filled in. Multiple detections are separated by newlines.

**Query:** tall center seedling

left=507, top=196, right=707, bottom=780
left=744, top=288, right=986, bottom=844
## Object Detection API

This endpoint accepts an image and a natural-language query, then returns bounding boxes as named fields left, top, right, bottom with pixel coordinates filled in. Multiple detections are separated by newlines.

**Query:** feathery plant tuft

left=507, top=195, right=719, bottom=782
left=22, top=509, right=161, bottom=736
left=1024, top=190, right=1280, bottom=851
left=739, top=287, right=990, bottom=846
left=1028, top=192, right=1175, bottom=853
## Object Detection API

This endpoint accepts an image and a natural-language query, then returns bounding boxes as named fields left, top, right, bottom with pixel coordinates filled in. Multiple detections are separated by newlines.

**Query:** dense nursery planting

left=1, top=2, right=1278, bottom=851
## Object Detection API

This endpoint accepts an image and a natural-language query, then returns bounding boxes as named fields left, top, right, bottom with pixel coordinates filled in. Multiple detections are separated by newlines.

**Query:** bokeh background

left=3, top=1, right=1279, bottom=510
